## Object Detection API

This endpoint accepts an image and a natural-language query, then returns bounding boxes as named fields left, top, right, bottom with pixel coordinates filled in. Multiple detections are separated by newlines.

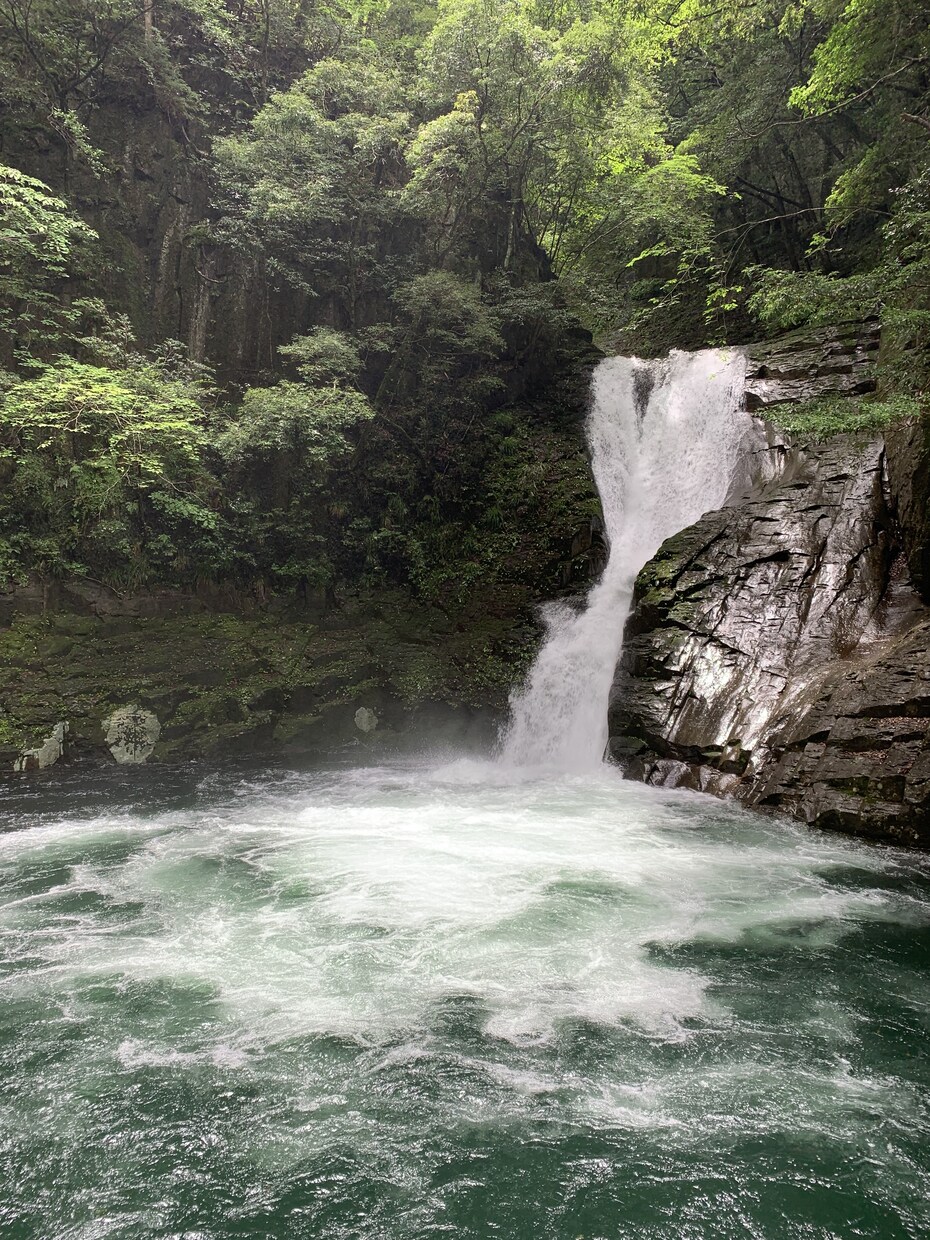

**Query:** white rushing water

left=502, top=348, right=749, bottom=771
left=1, top=763, right=923, bottom=1067
left=2, top=762, right=930, bottom=1240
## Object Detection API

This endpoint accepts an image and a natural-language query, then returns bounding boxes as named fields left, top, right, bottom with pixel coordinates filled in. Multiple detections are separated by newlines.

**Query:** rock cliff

left=885, top=413, right=930, bottom=603
left=0, top=590, right=510, bottom=771
left=608, top=328, right=930, bottom=846
left=744, top=321, right=880, bottom=411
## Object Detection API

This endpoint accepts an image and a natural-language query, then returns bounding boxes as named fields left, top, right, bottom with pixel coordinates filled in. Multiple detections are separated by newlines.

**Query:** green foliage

left=2, top=0, right=928, bottom=608
left=213, top=51, right=412, bottom=313
left=0, top=335, right=375, bottom=590
left=219, top=380, right=372, bottom=465
left=790, top=0, right=929, bottom=115
left=388, top=270, right=505, bottom=392
left=750, top=164, right=930, bottom=391
left=769, top=393, right=922, bottom=439
left=0, top=357, right=221, bottom=584
left=746, top=269, right=881, bottom=330
left=279, top=327, right=364, bottom=386
left=411, top=0, right=636, bottom=277
left=735, top=0, right=930, bottom=377
left=0, top=162, right=98, bottom=364
left=0, top=0, right=362, bottom=161
left=215, top=341, right=374, bottom=589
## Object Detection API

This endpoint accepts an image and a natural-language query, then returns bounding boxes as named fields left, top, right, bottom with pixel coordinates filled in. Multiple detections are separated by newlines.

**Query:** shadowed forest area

left=0, top=0, right=927, bottom=599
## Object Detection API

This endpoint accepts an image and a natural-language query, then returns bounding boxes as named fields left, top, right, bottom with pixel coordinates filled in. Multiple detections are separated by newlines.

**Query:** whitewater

left=503, top=349, right=750, bottom=769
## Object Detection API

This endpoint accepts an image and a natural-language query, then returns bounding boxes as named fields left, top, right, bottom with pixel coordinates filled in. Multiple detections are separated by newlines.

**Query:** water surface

left=1, top=759, right=929, bottom=1238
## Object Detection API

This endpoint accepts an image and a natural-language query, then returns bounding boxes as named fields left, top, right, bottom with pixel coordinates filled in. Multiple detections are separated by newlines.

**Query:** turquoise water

left=1, top=759, right=929, bottom=1239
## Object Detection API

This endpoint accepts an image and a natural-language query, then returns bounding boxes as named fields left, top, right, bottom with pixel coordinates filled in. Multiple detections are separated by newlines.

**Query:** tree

left=213, top=51, right=412, bottom=326
left=0, top=161, right=98, bottom=367
left=411, top=0, right=633, bottom=277
left=745, top=0, right=930, bottom=384
left=217, top=328, right=374, bottom=589
left=0, top=355, right=221, bottom=584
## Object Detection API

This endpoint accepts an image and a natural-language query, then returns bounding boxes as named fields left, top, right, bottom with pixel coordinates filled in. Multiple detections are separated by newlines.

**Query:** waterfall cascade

left=501, top=348, right=750, bottom=772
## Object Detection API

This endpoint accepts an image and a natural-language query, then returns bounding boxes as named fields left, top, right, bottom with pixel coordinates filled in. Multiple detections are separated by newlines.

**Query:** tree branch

left=902, top=111, right=930, bottom=134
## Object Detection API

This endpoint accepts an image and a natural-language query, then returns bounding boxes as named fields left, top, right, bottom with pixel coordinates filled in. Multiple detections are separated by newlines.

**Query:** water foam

left=2, top=764, right=929, bottom=1237
left=0, top=765, right=909, bottom=1047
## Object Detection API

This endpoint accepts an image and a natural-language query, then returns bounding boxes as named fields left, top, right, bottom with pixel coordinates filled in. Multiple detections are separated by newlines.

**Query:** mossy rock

left=0, top=584, right=531, bottom=771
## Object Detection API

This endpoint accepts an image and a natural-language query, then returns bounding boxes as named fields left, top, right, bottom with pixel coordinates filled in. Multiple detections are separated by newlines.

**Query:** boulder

left=13, top=722, right=69, bottom=772
left=103, top=705, right=161, bottom=765
left=354, top=706, right=379, bottom=733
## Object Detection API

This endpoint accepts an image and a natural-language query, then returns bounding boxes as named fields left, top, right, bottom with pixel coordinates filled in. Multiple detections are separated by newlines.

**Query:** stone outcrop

left=13, top=722, right=69, bottom=772
left=0, top=591, right=523, bottom=771
left=750, top=619, right=930, bottom=839
left=608, top=435, right=930, bottom=845
left=744, top=321, right=880, bottom=412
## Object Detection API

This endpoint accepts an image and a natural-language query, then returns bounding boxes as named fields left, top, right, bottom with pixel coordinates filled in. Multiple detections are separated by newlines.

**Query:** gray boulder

left=13, top=722, right=69, bottom=772
left=103, top=705, right=161, bottom=765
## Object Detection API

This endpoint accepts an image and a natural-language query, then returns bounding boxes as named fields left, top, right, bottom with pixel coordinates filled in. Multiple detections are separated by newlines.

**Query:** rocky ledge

left=0, top=588, right=526, bottom=772
left=608, top=424, right=930, bottom=846
left=744, top=321, right=880, bottom=411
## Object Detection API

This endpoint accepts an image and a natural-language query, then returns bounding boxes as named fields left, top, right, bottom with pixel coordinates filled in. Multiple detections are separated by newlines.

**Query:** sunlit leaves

left=0, top=163, right=98, bottom=363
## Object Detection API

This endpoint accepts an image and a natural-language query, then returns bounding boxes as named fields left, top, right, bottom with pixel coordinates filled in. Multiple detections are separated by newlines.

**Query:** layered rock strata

left=744, top=321, right=880, bottom=411
left=608, top=435, right=930, bottom=845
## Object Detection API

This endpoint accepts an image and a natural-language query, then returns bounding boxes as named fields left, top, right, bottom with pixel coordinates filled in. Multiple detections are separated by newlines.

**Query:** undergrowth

left=770, top=393, right=922, bottom=440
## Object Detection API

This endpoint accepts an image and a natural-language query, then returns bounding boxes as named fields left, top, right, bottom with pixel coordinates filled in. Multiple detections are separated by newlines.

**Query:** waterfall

left=501, top=348, right=749, bottom=771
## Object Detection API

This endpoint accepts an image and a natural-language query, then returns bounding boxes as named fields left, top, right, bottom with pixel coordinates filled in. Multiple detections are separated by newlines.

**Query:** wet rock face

left=885, top=413, right=930, bottom=603
left=744, top=322, right=880, bottom=412
left=608, top=436, right=930, bottom=845
left=751, top=620, right=930, bottom=840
